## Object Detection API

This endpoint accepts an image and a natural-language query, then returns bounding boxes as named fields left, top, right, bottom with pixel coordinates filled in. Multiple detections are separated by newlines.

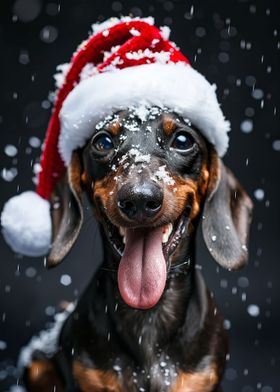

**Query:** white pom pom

left=1, top=191, right=51, bottom=257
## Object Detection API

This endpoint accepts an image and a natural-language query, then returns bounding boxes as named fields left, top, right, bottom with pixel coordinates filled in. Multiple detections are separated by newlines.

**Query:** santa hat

left=1, top=16, right=230, bottom=257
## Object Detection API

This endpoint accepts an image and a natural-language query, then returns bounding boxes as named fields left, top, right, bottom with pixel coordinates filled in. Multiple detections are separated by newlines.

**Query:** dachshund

left=22, top=106, right=253, bottom=391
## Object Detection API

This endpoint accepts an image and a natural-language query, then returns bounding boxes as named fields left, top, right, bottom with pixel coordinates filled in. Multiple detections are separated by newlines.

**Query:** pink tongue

left=118, top=227, right=167, bottom=309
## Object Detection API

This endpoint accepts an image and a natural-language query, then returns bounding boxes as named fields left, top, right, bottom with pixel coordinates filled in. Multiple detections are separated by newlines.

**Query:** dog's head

left=48, top=106, right=253, bottom=309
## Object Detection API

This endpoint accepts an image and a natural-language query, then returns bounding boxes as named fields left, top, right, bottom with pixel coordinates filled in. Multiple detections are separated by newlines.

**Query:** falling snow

left=0, top=2, right=279, bottom=391
left=251, top=88, right=264, bottom=100
left=60, top=274, right=72, bottom=286
left=272, top=140, right=280, bottom=151
left=0, top=340, right=7, bottom=350
left=247, top=304, right=260, bottom=317
left=240, top=119, right=253, bottom=133
left=4, top=145, right=18, bottom=157
left=1, top=168, right=18, bottom=182
left=254, top=188, right=265, bottom=201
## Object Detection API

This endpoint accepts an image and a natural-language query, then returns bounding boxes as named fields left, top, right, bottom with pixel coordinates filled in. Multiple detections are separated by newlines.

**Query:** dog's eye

left=171, top=132, right=194, bottom=151
left=92, top=132, right=114, bottom=154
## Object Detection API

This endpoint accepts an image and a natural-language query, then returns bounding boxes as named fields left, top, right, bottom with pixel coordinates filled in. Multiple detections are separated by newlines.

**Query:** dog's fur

left=24, top=108, right=253, bottom=391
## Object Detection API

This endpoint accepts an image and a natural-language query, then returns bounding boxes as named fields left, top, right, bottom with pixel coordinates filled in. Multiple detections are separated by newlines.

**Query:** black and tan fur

left=24, top=109, right=253, bottom=391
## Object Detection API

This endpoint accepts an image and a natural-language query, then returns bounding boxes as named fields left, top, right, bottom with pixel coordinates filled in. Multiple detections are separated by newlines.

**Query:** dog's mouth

left=102, top=210, right=189, bottom=310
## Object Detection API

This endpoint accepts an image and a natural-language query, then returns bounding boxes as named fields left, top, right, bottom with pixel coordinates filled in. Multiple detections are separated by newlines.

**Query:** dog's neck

left=88, top=227, right=204, bottom=366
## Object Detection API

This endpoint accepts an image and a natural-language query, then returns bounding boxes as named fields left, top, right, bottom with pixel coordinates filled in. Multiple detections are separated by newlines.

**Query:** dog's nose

left=118, top=182, right=163, bottom=220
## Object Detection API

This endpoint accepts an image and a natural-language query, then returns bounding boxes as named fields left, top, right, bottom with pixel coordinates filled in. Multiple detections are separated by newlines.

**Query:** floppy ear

left=202, top=150, right=253, bottom=270
left=47, top=151, right=84, bottom=268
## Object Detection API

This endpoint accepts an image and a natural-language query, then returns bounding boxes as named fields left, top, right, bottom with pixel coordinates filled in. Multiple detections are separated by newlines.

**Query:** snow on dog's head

left=1, top=16, right=230, bottom=259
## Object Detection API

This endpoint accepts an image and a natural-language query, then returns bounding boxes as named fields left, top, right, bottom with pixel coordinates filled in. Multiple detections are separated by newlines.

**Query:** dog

left=21, top=106, right=253, bottom=392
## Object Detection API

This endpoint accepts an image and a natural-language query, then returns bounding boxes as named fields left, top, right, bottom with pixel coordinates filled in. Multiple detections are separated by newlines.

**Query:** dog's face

left=84, top=108, right=208, bottom=255
left=48, top=106, right=253, bottom=309
left=82, top=108, right=210, bottom=308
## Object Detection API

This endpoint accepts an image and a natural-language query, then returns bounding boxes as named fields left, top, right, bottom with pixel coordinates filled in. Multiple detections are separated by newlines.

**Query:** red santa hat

left=1, top=16, right=230, bottom=257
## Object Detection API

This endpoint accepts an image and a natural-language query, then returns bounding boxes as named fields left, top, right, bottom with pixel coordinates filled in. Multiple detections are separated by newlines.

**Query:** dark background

left=0, top=0, right=279, bottom=391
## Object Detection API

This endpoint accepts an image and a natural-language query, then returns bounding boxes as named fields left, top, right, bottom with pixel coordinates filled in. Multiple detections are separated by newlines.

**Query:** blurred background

left=0, top=0, right=279, bottom=391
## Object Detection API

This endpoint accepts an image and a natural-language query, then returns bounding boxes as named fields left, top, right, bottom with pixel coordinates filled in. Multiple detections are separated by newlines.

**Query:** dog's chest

left=74, top=353, right=179, bottom=392
left=73, top=353, right=218, bottom=392
left=121, top=354, right=178, bottom=392
left=72, top=328, right=219, bottom=392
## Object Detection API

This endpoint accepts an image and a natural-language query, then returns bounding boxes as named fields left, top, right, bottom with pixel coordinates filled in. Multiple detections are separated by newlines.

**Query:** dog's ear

left=202, top=150, right=253, bottom=270
left=47, top=151, right=84, bottom=268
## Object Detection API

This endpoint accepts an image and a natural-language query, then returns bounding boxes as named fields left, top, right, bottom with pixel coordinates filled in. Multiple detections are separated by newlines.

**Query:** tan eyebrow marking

left=108, top=120, right=122, bottom=136
left=162, top=116, right=177, bottom=136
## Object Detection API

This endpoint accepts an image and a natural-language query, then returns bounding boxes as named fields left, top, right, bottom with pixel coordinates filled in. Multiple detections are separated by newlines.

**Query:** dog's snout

left=118, top=182, right=163, bottom=220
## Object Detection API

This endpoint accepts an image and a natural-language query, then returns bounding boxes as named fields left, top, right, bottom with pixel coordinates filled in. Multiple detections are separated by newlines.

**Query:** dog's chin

left=101, top=210, right=190, bottom=310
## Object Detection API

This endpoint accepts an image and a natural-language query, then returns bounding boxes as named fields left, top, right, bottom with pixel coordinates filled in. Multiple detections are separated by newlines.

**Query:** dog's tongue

left=118, top=227, right=167, bottom=309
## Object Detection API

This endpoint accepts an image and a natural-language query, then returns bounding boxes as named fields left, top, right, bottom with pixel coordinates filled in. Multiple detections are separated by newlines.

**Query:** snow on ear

left=202, top=154, right=253, bottom=271
left=1, top=191, right=51, bottom=257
